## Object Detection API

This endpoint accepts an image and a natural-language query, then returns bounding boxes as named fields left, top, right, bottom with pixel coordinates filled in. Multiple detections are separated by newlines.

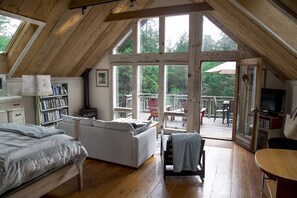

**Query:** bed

left=0, top=122, right=88, bottom=198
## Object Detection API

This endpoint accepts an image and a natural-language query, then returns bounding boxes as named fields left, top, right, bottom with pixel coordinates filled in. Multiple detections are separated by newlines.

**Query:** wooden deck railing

left=114, top=94, right=233, bottom=119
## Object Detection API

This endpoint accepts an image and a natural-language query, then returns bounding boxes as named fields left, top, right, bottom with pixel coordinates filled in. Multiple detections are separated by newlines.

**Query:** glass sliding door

left=234, top=58, right=262, bottom=152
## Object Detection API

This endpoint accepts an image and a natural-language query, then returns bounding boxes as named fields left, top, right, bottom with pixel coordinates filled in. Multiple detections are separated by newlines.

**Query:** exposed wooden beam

left=105, top=2, right=214, bottom=22
left=69, top=0, right=120, bottom=9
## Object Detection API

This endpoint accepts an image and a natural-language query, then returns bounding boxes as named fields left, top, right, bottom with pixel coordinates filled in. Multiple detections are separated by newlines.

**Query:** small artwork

left=96, top=69, right=108, bottom=87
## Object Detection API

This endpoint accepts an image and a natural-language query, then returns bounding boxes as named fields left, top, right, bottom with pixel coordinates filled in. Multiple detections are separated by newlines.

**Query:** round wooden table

left=255, top=149, right=297, bottom=197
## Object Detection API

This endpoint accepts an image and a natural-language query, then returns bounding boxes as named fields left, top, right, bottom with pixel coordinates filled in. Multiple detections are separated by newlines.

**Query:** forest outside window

left=0, top=14, right=24, bottom=53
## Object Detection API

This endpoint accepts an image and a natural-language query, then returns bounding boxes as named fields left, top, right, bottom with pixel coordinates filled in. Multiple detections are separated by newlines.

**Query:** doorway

left=234, top=58, right=262, bottom=152
left=201, top=61, right=236, bottom=140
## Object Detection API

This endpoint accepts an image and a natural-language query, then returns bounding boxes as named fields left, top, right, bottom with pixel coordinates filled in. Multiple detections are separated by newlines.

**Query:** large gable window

left=112, top=30, right=132, bottom=55
left=202, top=16, right=237, bottom=51
left=0, top=14, right=23, bottom=53
left=165, top=15, right=189, bottom=52
left=138, top=18, right=159, bottom=53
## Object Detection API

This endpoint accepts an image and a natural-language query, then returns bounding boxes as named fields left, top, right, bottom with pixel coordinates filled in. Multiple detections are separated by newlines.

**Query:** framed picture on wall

left=96, top=69, right=108, bottom=87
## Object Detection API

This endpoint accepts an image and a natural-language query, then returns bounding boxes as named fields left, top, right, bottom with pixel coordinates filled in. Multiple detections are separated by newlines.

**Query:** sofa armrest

left=132, top=127, right=156, bottom=167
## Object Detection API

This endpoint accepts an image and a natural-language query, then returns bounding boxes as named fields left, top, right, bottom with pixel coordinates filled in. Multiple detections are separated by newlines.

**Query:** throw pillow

left=135, top=122, right=150, bottom=135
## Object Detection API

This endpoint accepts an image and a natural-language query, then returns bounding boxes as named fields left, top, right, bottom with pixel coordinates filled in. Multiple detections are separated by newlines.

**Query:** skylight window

left=0, top=14, right=23, bottom=53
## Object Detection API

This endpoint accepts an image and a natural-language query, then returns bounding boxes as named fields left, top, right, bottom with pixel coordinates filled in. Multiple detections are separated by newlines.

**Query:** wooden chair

left=147, top=98, right=171, bottom=120
left=147, top=98, right=158, bottom=120
left=213, top=97, right=225, bottom=122
left=182, top=100, right=206, bottom=126
left=161, top=130, right=205, bottom=181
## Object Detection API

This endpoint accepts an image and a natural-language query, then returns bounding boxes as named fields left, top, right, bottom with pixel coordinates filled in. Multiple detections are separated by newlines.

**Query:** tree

left=166, top=32, right=189, bottom=52
left=0, top=15, right=21, bottom=52
left=139, top=19, right=159, bottom=53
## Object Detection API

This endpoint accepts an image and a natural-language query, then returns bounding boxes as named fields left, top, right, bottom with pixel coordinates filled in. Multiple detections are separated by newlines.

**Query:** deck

left=134, top=112, right=233, bottom=140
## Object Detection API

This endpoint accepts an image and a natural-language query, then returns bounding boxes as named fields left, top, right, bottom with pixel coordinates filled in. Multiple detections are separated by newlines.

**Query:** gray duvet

left=0, top=123, right=88, bottom=196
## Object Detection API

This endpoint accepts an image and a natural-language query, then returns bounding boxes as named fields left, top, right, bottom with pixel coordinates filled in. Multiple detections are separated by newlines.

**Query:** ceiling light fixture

left=130, top=0, right=136, bottom=7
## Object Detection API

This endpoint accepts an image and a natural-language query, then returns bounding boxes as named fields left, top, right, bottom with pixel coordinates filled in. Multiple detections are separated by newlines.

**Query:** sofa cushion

left=134, top=122, right=150, bottom=135
left=93, top=120, right=134, bottom=132
left=61, top=114, right=94, bottom=126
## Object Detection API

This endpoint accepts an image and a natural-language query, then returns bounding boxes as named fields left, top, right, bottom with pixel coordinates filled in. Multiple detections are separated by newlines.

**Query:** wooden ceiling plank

left=8, top=24, right=38, bottom=71
left=0, top=0, right=23, bottom=13
left=232, top=0, right=297, bottom=57
left=47, top=4, right=114, bottom=76
left=69, top=0, right=120, bottom=9
left=14, top=1, right=73, bottom=76
left=71, top=19, right=131, bottom=76
left=69, top=0, right=151, bottom=76
left=16, top=0, right=41, bottom=18
left=105, top=2, right=214, bottom=22
left=25, top=9, right=86, bottom=75
left=205, top=0, right=296, bottom=79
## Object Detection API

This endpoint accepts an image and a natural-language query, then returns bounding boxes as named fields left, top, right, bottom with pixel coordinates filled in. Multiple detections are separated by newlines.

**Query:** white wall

left=7, top=77, right=84, bottom=124
left=89, top=54, right=111, bottom=121
left=264, top=69, right=285, bottom=89
left=285, top=80, right=297, bottom=114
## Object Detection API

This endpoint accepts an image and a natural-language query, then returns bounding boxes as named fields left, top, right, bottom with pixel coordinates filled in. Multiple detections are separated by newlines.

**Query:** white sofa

left=56, top=115, right=156, bottom=168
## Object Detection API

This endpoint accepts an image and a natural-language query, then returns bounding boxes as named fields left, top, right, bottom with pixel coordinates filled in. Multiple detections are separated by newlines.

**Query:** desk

left=255, top=149, right=297, bottom=197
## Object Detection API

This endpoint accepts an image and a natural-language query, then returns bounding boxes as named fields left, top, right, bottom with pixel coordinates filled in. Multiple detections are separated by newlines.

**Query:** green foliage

left=203, top=33, right=237, bottom=51
left=202, top=62, right=235, bottom=96
left=141, top=66, right=158, bottom=94
left=166, top=32, right=189, bottom=52
left=0, top=35, right=10, bottom=52
left=139, top=19, right=159, bottom=53
left=118, top=38, right=132, bottom=54
left=167, top=65, right=188, bottom=94
left=116, top=66, right=132, bottom=107
left=0, top=15, right=22, bottom=52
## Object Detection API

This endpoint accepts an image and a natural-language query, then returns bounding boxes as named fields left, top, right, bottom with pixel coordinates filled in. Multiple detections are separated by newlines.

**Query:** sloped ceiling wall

left=1, top=0, right=297, bottom=79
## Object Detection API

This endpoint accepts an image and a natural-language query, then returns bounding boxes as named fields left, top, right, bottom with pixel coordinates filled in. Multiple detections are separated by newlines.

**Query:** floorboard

left=42, top=142, right=269, bottom=198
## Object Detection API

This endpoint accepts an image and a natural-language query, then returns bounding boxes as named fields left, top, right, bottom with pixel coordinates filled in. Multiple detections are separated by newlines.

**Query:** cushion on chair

left=134, top=122, right=150, bottom=135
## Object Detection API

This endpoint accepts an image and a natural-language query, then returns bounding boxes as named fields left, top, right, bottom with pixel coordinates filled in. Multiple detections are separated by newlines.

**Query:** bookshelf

left=257, top=114, right=284, bottom=149
left=37, top=83, right=68, bottom=126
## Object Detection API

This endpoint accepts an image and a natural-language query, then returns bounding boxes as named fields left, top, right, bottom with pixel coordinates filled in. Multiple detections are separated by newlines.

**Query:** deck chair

left=182, top=101, right=206, bottom=126
left=147, top=98, right=158, bottom=120
left=147, top=98, right=171, bottom=120
left=161, top=130, right=205, bottom=181
left=213, top=97, right=225, bottom=122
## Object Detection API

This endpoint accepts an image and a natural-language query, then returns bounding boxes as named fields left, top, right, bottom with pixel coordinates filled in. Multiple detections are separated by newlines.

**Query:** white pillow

left=80, top=117, right=95, bottom=126
left=61, top=114, right=94, bottom=126
left=93, top=120, right=134, bottom=131
left=61, top=114, right=76, bottom=123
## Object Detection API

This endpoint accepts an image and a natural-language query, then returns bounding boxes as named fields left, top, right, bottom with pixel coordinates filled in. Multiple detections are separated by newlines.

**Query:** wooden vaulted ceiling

left=1, top=0, right=297, bottom=79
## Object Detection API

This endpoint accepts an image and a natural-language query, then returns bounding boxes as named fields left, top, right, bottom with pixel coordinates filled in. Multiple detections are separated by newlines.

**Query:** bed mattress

left=0, top=123, right=88, bottom=196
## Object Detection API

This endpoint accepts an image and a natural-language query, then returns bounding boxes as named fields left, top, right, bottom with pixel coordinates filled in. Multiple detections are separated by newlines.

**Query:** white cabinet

left=0, top=96, right=25, bottom=124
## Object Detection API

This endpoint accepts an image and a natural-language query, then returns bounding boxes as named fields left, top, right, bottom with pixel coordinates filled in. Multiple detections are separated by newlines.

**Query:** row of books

left=40, top=98, right=68, bottom=110
left=41, top=109, right=68, bottom=124
left=52, top=85, right=68, bottom=95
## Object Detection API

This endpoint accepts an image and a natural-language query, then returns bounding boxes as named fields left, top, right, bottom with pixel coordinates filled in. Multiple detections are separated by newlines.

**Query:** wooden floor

left=43, top=140, right=269, bottom=198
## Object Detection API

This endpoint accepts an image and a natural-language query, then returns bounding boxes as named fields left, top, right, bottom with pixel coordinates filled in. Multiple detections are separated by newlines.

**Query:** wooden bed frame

left=3, top=118, right=84, bottom=198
